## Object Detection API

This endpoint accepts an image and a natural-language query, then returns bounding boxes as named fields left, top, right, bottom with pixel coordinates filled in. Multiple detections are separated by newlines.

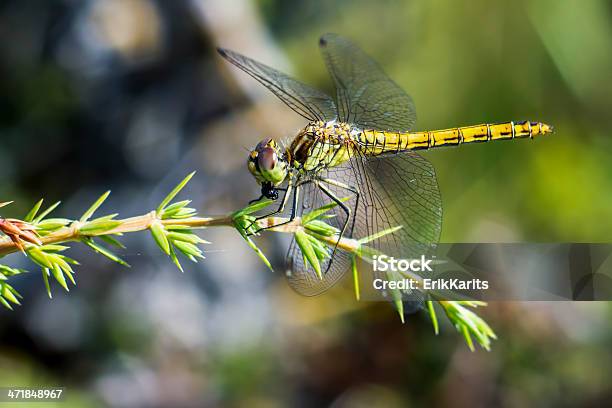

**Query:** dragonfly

left=217, top=33, right=553, bottom=301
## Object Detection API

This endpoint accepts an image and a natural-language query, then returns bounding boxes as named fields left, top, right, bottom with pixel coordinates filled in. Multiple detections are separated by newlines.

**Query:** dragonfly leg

left=261, top=183, right=302, bottom=230
left=246, top=179, right=314, bottom=235
left=315, top=181, right=352, bottom=275
left=248, top=187, right=287, bottom=205
left=245, top=182, right=293, bottom=236
left=317, top=177, right=360, bottom=238
left=250, top=178, right=320, bottom=234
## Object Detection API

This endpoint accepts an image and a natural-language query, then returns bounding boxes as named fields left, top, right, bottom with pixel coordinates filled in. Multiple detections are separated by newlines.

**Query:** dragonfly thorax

left=288, top=121, right=356, bottom=172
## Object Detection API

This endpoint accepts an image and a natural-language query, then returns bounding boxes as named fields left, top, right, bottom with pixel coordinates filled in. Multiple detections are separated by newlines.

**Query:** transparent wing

left=285, top=145, right=442, bottom=304
left=319, top=33, right=417, bottom=131
left=217, top=48, right=337, bottom=122
left=355, top=152, right=442, bottom=250
left=350, top=151, right=442, bottom=311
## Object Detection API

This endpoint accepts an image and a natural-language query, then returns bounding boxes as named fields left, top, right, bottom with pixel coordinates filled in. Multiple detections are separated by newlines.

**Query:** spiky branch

left=0, top=173, right=495, bottom=351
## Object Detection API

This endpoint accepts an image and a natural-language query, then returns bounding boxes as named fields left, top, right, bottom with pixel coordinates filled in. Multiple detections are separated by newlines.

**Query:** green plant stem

left=0, top=214, right=313, bottom=257
left=0, top=210, right=444, bottom=302
left=0, top=213, right=417, bottom=283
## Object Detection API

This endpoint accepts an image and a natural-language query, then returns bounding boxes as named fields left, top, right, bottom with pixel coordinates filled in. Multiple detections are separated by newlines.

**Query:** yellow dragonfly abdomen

left=359, top=121, right=553, bottom=154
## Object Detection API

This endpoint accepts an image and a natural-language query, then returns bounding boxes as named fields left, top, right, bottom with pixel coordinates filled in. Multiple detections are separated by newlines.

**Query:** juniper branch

left=0, top=173, right=496, bottom=350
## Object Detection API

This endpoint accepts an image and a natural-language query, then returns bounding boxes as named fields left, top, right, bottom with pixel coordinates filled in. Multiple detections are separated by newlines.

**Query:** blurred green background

left=1, top=0, right=612, bottom=407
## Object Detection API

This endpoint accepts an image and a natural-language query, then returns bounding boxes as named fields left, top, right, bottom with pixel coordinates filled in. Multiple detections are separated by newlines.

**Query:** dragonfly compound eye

left=256, top=146, right=287, bottom=185
left=258, top=147, right=277, bottom=171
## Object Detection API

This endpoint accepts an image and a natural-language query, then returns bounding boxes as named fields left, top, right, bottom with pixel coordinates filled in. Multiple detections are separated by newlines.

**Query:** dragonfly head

left=248, top=138, right=288, bottom=198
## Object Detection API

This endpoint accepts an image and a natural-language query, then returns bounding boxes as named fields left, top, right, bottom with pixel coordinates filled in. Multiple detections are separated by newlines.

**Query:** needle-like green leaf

left=39, top=244, right=70, bottom=253
left=438, top=301, right=496, bottom=350
left=0, top=265, right=27, bottom=277
left=427, top=300, right=439, bottom=335
left=37, top=218, right=71, bottom=232
left=27, top=247, right=53, bottom=269
left=352, top=255, right=360, bottom=301
left=150, top=221, right=170, bottom=255
left=295, top=230, right=321, bottom=279
left=42, top=268, right=52, bottom=299
left=358, top=225, right=403, bottom=244
left=157, top=171, right=195, bottom=214
left=162, top=200, right=191, bottom=215
left=0, top=295, right=13, bottom=310
left=169, top=245, right=184, bottom=273
left=301, top=197, right=350, bottom=224
left=33, top=201, right=61, bottom=223
left=233, top=198, right=274, bottom=217
left=51, top=263, right=69, bottom=292
left=461, top=324, right=475, bottom=351
left=1, top=285, right=20, bottom=305
left=80, top=191, right=111, bottom=223
left=24, top=199, right=44, bottom=222
left=83, top=238, right=130, bottom=267
left=99, top=235, right=126, bottom=249
left=79, top=219, right=122, bottom=234
left=237, top=228, right=273, bottom=272
left=309, top=236, right=329, bottom=261
left=173, top=241, right=205, bottom=260
left=386, top=270, right=405, bottom=323
left=165, top=225, right=192, bottom=231
left=304, top=219, right=339, bottom=236
left=167, top=231, right=209, bottom=245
